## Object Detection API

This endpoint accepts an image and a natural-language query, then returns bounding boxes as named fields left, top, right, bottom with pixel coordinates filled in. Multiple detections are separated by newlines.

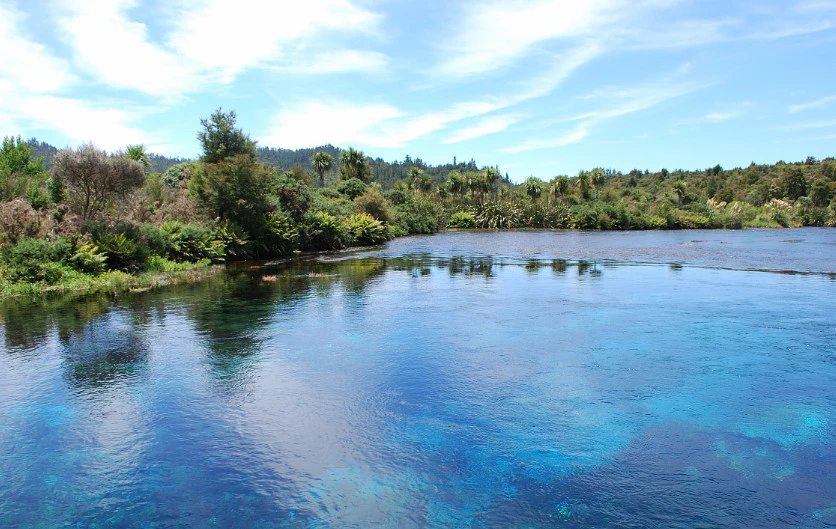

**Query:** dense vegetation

left=1, top=108, right=834, bottom=295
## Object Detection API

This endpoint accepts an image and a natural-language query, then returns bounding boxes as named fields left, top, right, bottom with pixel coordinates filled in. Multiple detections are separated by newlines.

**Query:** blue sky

left=1, top=0, right=835, bottom=182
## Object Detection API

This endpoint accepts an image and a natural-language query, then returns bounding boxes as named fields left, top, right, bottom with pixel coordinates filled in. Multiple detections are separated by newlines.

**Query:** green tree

left=484, top=168, right=500, bottom=199
left=0, top=135, right=47, bottom=200
left=781, top=166, right=808, bottom=201
left=591, top=168, right=605, bottom=200
left=553, top=175, right=569, bottom=201
left=339, top=147, right=371, bottom=182
left=51, top=143, right=145, bottom=223
left=311, top=151, right=334, bottom=188
left=447, top=171, right=466, bottom=203
left=126, top=144, right=151, bottom=174
left=188, top=154, right=270, bottom=235
left=673, top=180, right=687, bottom=207
left=525, top=176, right=543, bottom=203
left=198, top=108, right=257, bottom=163
left=577, top=170, right=590, bottom=204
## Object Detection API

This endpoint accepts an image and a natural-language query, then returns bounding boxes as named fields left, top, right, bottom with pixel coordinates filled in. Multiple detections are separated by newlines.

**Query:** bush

left=91, top=223, right=149, bottom=272
left=161, top=162, right=197, bottom=188
left=336, top=178, right=368, bottom=200
left=393, top=196, right=439, bottom=235
left=353, top=185, right=392, bottom=222
left=343, top=213, right=391, bottom=246
left=448, top=211, right=477, bottom=229
left=1, top=237, right=73, bottom=284
left=0, top=199, right=41, bottom=245
left=259, top=211, right=299, bottom=257
left=300, top=211, right=346, bottom=251
left=69, top=243, right=107, bottom=275
left=475, top=201, right=520, bottom=229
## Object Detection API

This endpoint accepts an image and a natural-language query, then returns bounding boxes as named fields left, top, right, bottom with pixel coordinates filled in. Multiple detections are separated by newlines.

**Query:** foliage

left=343, top=213, right=391, bottom=246
left=300, top=211, right=346, bottom=251
left=1, top=237, right=73, bottom=284
left=198, top=108, right=257, bottom=164
left=0, top=199, right=41, bottom=245
left=70, top=243, right=108, bottom=275
left=475, top=201, right=521, bottom=229
left=188, top=154, right=270, bottom=237
left=311, top=151, right=334, bottom=188
left=0, top=135, right=47, bottom=201
left=161, top=161, right=197, bottom=188
left=336, top=177, right=368, bottom=200
left=339, top=147, right=371, bottom=182
left=270, top=173, right=313, bottom=220
left=448, top=211, right=477, bottom=229
left=91, top=223, right=149, bottom=273
left=126, top=145, right=151, bottom=174
left=392, top=195, right=438, bottom=235
left=51, top=143, right=145, bottom=222
left=353, top=184, right=392, bottom=222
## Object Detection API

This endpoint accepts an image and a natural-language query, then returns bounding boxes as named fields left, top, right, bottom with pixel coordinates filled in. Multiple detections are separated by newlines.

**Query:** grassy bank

left=0, top=257, right=222, bottom=299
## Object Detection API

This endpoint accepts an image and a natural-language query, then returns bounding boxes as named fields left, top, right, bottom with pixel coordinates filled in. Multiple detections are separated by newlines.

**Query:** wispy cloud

left=442, top=115, right=521, bottom=144
left=0, top=4, right=77, bottom=93
left=504, top=73, right=707, bottom=153
left=503, top=124, right=590, bottom=153
left=169, top=0, right=383, bottom=81
left=788, top=94, right=836, bottom=113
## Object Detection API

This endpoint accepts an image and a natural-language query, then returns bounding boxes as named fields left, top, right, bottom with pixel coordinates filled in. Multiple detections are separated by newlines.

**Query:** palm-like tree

left=407, top=166, right=423, bottom=190
left=525, top=176, right=543, bottom=203
left=591, top=168, right=605, bottom=200
left=419, top=173, right=433, bottom=193
left=311, top=151, right=334, bottom=188
left=448, top=171, right=466, bottom=203
left=577, top=170, right=590, bottom=204
left=339, top=147, right=370, bottom=182
left=484, top=168, right=500, bottom=199
left=126, top=144, right=150, bottom=174
left=553, top=175, right=569, bottom=201
left=673, top=180, right=687, bottom=207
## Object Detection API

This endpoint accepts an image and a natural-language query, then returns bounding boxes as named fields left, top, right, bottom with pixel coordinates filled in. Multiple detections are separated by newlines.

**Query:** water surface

left=1, top=229, right=834, bottom=528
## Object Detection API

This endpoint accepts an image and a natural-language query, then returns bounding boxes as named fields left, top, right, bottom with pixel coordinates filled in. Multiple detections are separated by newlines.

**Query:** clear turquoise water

left=1, top=229, right=835, bottom=528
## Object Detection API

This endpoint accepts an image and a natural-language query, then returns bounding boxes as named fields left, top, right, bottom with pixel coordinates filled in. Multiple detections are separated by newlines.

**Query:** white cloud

left=788, top=94, right=836, bottom=113
left=277, top=50, right=389, bottom=75
left=442, top=115, right=521, bottom=144
left=438, top=0, right=631, bottom=76
left=505, top=75, right=705, bottom=153
left=2, top=93, right=159, bottom=152
left=704, top=112, right=739, bottom=123
left=56, top=0, right=200, bottom=98
left=0, top=4, right=77, bottom=93
left=262, top=102, right=403, bottom=149
left=169, top=0, right=382, bottom=79
left=503, top=124, right=590, bottom=153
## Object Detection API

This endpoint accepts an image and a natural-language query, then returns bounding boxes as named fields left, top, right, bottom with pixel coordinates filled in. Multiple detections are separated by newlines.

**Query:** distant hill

left=18, top=138, right=502, bottom=191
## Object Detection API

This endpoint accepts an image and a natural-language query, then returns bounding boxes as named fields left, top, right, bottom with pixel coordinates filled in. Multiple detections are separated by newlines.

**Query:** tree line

left=0, top=108, right=834, bottom=292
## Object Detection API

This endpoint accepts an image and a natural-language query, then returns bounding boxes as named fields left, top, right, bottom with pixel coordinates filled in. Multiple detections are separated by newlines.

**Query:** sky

left=1, top=0, right=835, bottom=182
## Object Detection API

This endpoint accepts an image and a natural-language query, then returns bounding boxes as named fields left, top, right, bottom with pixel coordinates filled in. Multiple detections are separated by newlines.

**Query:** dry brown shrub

left=0, top=199, right=41, bottom=245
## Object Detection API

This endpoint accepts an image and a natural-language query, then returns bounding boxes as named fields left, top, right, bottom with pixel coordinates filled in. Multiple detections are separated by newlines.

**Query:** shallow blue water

left=1, top=230, right=835, bottom=528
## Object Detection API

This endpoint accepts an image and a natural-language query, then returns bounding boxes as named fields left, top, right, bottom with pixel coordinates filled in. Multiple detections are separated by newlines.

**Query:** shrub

left=353, top=185, right=392, bottom=222
left=475, top=201, right=520, bottom=229
left=336, top=178, right=368, bottom=200
left=448, top=211, right=477, bottom=229
left=393, top=196, right=439, bottom=235
left=0, top=199, right=41, bottom=245
left=1, top=237, right=73, bottom=284
left=343, top=213, right=391, bottom=246
left=161, top=162, right=197, bottom=188
left=69, top=243, right=108, bottom=275
left=259, top=211, right=299, bottom=257
left=300, top=211, right=346, bottom=251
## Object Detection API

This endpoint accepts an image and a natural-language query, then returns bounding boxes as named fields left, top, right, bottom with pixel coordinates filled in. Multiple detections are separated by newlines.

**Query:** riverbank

left=0, top=259, right=223, bottom=299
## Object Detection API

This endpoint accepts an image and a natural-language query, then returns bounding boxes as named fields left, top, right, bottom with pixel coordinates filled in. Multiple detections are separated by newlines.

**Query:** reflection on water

left=1, top=231, right=835, bottom=528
